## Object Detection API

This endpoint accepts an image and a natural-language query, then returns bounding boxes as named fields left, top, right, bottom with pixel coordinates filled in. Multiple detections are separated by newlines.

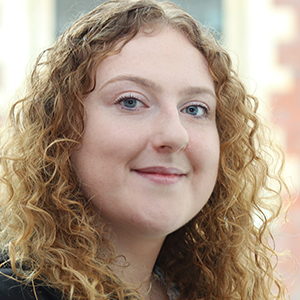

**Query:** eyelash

left=181, top=102, right=210, bottom=118
left=115, top=95, right=210, bottom=118
left=115, top=94, right=145, bottom=110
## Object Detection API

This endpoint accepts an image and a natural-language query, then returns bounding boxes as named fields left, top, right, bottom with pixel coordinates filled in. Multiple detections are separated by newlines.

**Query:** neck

left=107, top=225, right=167, bottom=299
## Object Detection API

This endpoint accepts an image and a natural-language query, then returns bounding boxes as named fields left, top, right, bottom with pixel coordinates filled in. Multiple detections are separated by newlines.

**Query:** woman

left=0, top=0, right=288, bottom=299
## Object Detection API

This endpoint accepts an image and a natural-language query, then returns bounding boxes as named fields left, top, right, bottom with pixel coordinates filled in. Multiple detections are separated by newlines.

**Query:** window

left=56, top=0, right=222, bottom=35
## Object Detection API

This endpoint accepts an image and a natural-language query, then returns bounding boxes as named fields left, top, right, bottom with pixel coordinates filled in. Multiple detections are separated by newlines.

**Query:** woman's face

left=72, top=26, right=220, bottom=239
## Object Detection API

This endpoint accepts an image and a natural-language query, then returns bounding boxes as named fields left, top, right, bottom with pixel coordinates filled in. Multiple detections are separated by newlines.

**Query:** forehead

left=95, top=26, right=214, bottom=92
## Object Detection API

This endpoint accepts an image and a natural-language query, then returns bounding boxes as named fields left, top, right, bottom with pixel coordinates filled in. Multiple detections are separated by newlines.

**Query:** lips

left=132, top=166, right=186, bottom=185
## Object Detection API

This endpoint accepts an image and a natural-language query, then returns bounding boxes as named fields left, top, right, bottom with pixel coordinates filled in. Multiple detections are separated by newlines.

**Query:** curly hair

left=0, top=0, right=289, bottom=299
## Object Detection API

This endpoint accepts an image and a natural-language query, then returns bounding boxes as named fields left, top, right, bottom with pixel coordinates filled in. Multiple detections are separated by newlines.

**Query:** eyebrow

left=100, top=74, right=216, bottom=99
left=179, top=86, right=216, bottom=99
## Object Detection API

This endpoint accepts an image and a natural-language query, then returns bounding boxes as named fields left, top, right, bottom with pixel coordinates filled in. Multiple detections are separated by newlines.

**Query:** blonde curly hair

left=0, top=0, right=289, bottom=299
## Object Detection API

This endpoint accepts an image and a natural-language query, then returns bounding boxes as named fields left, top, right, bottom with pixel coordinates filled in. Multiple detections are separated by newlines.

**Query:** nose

left=152, top=109, right=189, bottom=153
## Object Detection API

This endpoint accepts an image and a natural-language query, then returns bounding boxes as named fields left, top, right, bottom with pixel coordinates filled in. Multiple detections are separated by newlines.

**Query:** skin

left=72, top=26, right=220, bottom=299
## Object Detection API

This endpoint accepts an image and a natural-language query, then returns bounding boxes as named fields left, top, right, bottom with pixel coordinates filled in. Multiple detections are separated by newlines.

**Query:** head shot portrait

left=0, top=1, right=292, bottom=300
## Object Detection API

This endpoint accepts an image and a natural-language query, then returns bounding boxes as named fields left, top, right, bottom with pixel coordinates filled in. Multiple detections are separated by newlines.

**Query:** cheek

left=86, top=111, right=146, bottom=145
left=75, top=115, right=149, bottom=174
left=188, top=128, right=220, bottom=167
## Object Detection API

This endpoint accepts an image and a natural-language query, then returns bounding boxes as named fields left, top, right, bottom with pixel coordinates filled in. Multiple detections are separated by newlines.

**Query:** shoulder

left=0, top=267, right=62, bottom=300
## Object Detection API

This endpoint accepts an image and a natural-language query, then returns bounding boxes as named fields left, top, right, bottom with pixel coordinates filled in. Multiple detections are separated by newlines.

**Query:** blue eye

left=183, top=105, right=207, bottom=117
left=123, top=98, right=137, bottom=108
left=116, top=95, right=145, bottom=110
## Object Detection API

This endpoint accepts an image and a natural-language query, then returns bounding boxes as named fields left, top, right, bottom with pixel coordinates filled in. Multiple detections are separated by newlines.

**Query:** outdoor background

left=0, top=0, right=299, bottom=298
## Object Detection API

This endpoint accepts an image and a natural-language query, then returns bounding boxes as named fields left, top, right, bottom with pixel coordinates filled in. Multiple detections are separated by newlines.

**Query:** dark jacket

left=0, top=262, right=62, bottom=300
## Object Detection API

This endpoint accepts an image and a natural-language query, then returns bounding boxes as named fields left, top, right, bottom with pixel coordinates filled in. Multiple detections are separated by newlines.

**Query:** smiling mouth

left=132, top=166, right=186, bottom=185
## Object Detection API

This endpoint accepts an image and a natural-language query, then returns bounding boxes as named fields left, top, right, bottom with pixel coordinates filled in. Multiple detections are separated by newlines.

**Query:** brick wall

left=272, top=0, right=300, bottom=298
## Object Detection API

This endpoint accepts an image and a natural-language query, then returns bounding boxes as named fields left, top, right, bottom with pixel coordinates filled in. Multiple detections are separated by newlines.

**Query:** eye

left=116, top=95, right=145, bottom=110
left=182, top=104, right=208, bottom=118
left=123, top=98, right=138, bottom=108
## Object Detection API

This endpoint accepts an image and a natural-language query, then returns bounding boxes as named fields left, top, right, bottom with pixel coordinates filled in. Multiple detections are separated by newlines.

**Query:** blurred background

left=0, top=0, right=299, bottom=298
